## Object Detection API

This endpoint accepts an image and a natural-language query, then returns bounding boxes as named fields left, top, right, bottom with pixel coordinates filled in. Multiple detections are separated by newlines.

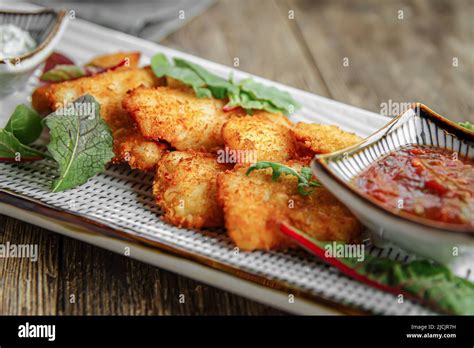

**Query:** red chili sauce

left=354, top=145, right=474, bottom=228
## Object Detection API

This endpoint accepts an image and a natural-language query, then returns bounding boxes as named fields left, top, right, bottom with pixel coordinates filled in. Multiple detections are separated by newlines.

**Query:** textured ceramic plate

left=312, top=104, right=474, bottom=274
left=0, top=4, right=445, bottom=315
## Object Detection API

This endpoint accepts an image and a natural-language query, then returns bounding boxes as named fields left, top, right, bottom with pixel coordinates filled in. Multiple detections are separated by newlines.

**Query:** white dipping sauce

left=0, top=24, right=37, bottom=59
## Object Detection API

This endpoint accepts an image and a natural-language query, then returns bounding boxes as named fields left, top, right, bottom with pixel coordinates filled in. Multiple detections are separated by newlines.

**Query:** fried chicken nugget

left=291, top=123, right=362, bottom=154
left=33, top=67, right=166, bottom=170
left=123, top=86, right=236, bottom=152
left=222, top=112, right=294, bottom=163
left=112, top=128, right=168, bottom=172
left=46, top=67, right=162, bottom=131
left=87, top=51, right=141, bottom=69
left=32, top=52, right=144, bottom=115
left=31, top=85, right=51, bottom=115
left=217, top=161, right=362, bottom=250
left=154, top=151, right=231, bottom=228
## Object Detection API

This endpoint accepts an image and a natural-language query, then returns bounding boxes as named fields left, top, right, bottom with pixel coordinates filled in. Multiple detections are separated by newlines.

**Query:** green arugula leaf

left=150, top=53, right=301, bottom=115
left=0, top=129, right=49, bottom=161
left=284, top=225, right=474, bottom=315
left=333, top=243, right=474, bottom=314
left=459, top=121, right=474, bottom=131
left=239, top=79, right=301, bottom=116
left=150, top=52, right=171, bottom=69
left=5, top=104, right=43, bottom=144
left=40, top=64, right=86, bottom=82
left=235, top=90, right=283, bottom=114
left=246, top=161, right=321, bottom=195
left=44, top=95, right=114, bottom=192
left=174, top=58, right=232, bottom=99
left=151, top=54, right=212, bottom=98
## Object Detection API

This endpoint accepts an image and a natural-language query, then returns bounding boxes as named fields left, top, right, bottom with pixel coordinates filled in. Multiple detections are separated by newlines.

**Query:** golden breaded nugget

left=32, top=52, right=143, bottom=114
left=154, top=151, right=230, bottom=228
left=112, top=128, right=168, bottom=172
left=292, top=123, right=362, bottom=154
left=217, top=162, right=362, bottom=250
left=31, top=85, right=51, bottom=115
left=34, top=67, right=165, bottom=170
left=123, top=86, right=237, bottom=152
left=222, top=112, right=294, bottom=163
left=87, top=51, right=141, bottom=69
left=46, top=67, right=162, bottom=131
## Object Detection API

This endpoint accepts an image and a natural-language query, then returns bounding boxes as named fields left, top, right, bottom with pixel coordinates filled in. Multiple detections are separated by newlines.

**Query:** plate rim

left=0, top=188, right=369, bottom=315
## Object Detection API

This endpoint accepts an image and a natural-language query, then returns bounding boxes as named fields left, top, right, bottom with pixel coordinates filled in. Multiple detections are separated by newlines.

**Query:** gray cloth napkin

left=31, top=0, right=214, bottom=41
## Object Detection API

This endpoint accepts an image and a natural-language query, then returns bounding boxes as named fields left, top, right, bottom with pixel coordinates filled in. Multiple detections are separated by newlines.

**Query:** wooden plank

left=286, top=0, right=474, bottom=122
left=161, top=0, right=331, bottom=95
left=0, top=215, right=60, bottom=315
left=56, top=235, right=282, bottom=315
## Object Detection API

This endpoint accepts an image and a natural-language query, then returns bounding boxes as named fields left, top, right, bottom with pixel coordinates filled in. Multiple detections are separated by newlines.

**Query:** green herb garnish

left=0, top=105, right=50, bottom=161
left=151, top=53, right=300, bottom=116
left=5, top=104, right=43, bottom=144
left=459, top=121, right=474, bottom=131
left=246, top=161, right=321, bottom=195
left=290, top=227, right=474, bottom=315
left=0, top=129, right=49, bottom=161
left=1, top=96, right=114, bottom=191
left=44, top=95, right=114, bottom=192
left=40, top=64, right=87, bottom=82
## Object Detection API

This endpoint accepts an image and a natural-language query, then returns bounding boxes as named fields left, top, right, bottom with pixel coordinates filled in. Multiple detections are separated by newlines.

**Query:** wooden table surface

left=0, top=0, right=472, bottom=315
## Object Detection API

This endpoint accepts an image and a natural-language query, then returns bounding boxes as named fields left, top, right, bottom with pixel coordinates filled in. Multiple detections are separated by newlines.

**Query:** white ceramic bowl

left=0, top=8, right=69, bottom=98
left=311, top=104, right=474, bottom=275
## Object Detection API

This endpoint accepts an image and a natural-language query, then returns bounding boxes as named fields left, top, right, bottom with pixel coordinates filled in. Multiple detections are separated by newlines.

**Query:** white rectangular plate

left=0, top=3, right=436, bottom=315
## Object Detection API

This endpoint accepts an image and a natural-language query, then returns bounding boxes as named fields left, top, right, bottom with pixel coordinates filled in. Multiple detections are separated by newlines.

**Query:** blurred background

left=30, top=0, right=473, bottom=123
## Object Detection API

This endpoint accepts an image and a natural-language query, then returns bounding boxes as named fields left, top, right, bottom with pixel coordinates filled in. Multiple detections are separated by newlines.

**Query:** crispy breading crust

left=123, top=86, right=238, bottom=152
left=32, top=67, right=165, bottom=170
left=87, top=51, right=141, bottom=69
left=217, top=161, right=362, bottom=251
left=31, top=85, right=51, bottom=115
left=32, top=52, right=144, bottom=115
left=46, top=67, right=162, bottom=132
left=291, top=122, right=362, bottom=154
left=154, top=151, right=231, bottom=228
left=222, top=112, right=294, bottom=163
left=112, top=128, right=168, bottom=172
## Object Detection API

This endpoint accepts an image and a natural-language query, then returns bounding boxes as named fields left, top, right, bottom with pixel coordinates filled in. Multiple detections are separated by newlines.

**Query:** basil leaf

left=44, top=95, right=114, bottom=192
left=246, top=161, right=321, bottom=195
left=5, top=104, right=43, bottom=144
left=459, top=121, right=474, bottom=131
left=0, top=129, right=48, bottom=161
left=40, top=64, right=86, bottom=82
